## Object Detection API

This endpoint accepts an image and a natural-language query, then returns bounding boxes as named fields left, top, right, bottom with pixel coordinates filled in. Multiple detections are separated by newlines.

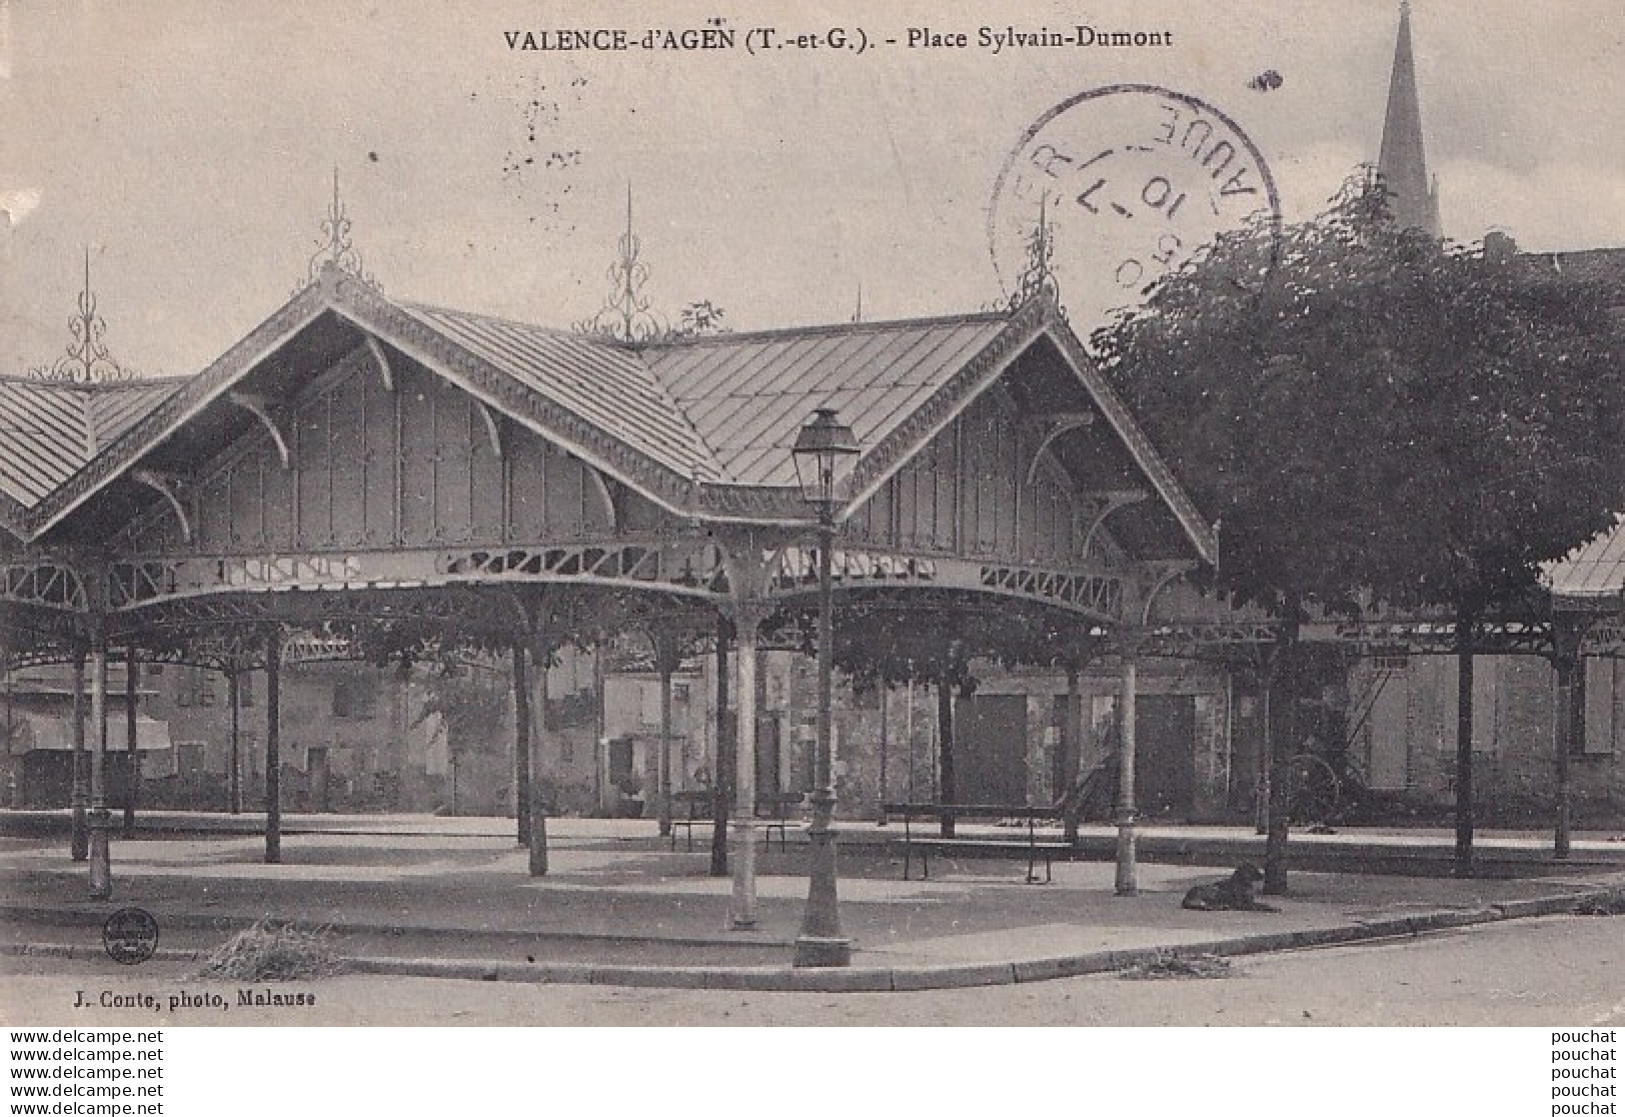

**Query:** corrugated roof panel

left=1549, top=516, right=1625, bottom=600
left=0, top=378, right=179, bottom=508
left=0, top=381, right=90, bottom=505
left=402, top=305, right=717, bottom=480
left=645, top=316, right=1008, bottom=485
left=86, top=380, right=182, bottom=450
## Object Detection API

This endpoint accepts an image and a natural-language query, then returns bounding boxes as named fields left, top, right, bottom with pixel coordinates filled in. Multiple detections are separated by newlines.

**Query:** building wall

left=114, top=350, right=656, bottom=557
left=23, top=638, right=1616, bottom=826
left=1353, top=652, right=1625, bottom=824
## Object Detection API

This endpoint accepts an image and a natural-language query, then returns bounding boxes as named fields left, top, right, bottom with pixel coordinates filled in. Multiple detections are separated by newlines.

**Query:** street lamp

left=791, top=407, right=860, bottom=968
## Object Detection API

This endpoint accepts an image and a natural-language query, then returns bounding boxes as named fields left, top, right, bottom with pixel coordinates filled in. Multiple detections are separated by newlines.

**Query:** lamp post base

left=88, top=809, right=112, bottom=900
left=71, top=802, right=89, bottom=862
left=793, top=935, right=852, bottom=968
left=528, top=811, right=548, bottom=877
left=1114, top=816, right=1138, bottom=897
left=793, top=790, right=850, bottom=967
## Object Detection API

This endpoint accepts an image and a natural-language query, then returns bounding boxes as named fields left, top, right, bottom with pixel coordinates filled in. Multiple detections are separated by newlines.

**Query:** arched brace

left=226, top=391, right=292, bottom=469
left=470, top=397, right=504, bottom=458
left=1138, top=560, right=1199, bottom=627
left=1079, top=490, right=1148, bottom=557
left=365, top=335, right=396, bottom=393
left=1025, top=411, right=1095, bottom=487
left=130, top=469, right=193, bottom=544
left=584, top=467, right=618, bottom=533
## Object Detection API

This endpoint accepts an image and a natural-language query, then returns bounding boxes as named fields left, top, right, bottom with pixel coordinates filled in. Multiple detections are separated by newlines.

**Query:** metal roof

left=643, top=315, right=1009, bottom=486
left=0, top=377, right=179, bottom=509
left=0, top=272, right=1211, bottom=565
left=1548, top=515, right=1625, bottom=602
left=403, top=303, right=719, bottom=481
left=404, top=303, right=1016, bottom=488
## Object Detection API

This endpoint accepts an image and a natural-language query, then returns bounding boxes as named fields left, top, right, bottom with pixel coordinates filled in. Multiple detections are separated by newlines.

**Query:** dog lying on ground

left=1181, top=863, right=1279, bottom=912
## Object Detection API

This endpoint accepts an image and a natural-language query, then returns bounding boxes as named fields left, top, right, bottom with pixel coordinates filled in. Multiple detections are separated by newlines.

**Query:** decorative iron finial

left=28, top=248, right=133, bottom=383
left=1007, top=193, right=1060, bottom=313
left=303, top=167, right=381, bottom=293
left=576, top=185, right=665, bottom=343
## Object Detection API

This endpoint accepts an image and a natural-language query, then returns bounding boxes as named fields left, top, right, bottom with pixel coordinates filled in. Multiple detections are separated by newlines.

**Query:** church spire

left=1377, top=2, right=1441, bottom=236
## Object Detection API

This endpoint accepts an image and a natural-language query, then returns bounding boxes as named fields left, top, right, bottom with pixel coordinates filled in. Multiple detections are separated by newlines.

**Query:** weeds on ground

left=198, top=919, right=346, bottom=981
left=1118, top=951, right=1235, bottom=980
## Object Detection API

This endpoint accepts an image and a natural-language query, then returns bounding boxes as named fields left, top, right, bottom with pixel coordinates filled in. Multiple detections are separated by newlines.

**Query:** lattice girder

left=106, top=536, right=734, bottom=611
left=766, top=544, right=1126, bottom=622
left=101, top=532, right=1140, bottom=625
left=1, top=559, right=88, bottom=612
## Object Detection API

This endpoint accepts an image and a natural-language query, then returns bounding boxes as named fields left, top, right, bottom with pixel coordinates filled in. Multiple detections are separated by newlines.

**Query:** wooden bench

left=882, top=802, right=1069, bottom=883
left=668, top=790, right=803, bottom=852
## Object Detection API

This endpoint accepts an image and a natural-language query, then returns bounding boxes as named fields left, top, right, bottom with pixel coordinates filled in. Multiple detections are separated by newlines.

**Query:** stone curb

left=8, top=884, right=1618, bottom=993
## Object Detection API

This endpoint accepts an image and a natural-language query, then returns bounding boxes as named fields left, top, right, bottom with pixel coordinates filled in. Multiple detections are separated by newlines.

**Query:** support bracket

left=470, top=397, right=504, bottom=458
left=1025, top=412, right=1095, bottom=487
left=1137, top=560, right=1199, bottom=627
left=365, top=335, right=395, bottom=393
left=1079, top=490, right=1149, bottom=557
left=130, top=470, right=192, bottom=544
left=226, top=391, right=292, bottom=469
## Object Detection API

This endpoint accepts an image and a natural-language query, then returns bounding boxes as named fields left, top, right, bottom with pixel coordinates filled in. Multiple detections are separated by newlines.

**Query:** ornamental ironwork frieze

left=978, top=561, right=1123, bottom=620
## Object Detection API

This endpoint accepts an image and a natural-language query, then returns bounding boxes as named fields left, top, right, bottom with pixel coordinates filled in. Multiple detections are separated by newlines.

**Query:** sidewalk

left=3, top=816, right=1622, bottom=992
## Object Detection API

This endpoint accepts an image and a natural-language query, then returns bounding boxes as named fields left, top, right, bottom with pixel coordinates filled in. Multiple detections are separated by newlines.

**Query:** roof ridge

left=0, top=374, right=190, bottom=390
left=641, top=308, right=1015, bottom=349
left=629, top=347, right=730, bottom=483
left=401, top=300, right=640, bottom=351
left=404, top=298, right=1015, bottom=349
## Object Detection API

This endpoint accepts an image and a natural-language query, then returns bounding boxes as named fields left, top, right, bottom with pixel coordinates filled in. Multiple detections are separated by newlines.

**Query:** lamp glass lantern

left=791, top=408, right=860, bottom=512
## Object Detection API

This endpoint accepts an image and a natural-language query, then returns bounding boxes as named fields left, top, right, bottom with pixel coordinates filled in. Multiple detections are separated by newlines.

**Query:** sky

left=2, top=0, right=1623, bottom=379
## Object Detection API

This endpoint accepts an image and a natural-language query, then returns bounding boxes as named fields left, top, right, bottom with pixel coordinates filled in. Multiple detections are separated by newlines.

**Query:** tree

left=1092, top=172, right=1624, bottom=882
left=673, top=300, right=729, bottom=338
left=410, top=662, right=510, bottom=814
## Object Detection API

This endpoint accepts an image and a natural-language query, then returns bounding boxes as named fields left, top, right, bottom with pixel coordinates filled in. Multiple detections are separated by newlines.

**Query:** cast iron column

left=1114, top=642, right=1139, bottom=897
left=227, top=665, right=242, bottom=814
left=514, top=642, right=546, bottom=876
left=87, top=631, right=112, bottom=900
left=1551, top=616, right=1583, bottom=860
left=123, top=647, right=138, bottom=838
left=710, top=620, right=731, bottom=877
left=514, top=642, right=533, bottom=850
left=729, top=605, right=764, bottom=929
left=653, top=631, right=680, bottom=839
left=264, top=626, right=282, bottom=865
left=1453, top=610, right=1476, bottom=879
left=70, top=646, right=88, bottom=861
left=1063, top=662, right=1082, bottom=845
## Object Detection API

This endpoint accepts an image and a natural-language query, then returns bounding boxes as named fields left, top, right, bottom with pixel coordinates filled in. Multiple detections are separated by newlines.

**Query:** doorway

left=1135, top=695, right=1196, bottom=818
left=954, top=695, right=1027, bottom=803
